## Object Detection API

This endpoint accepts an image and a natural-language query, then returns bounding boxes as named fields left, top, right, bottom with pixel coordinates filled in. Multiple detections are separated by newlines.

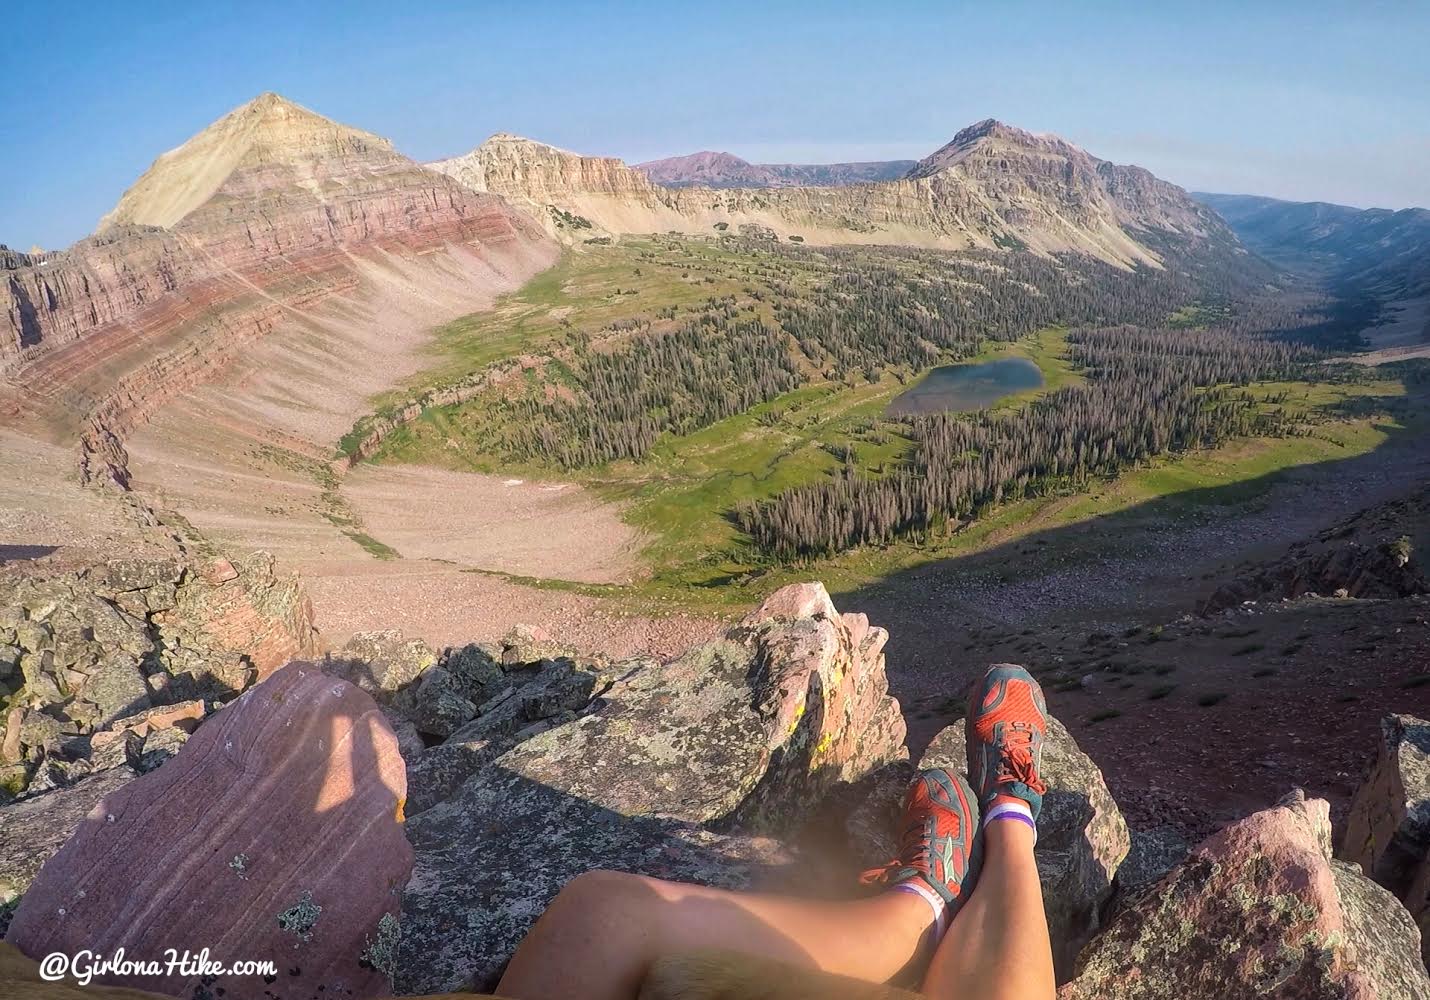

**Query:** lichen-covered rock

left=132, top=726, right=188, bottom=773
left=395, top=765, right=794, bottom=994
left=157, top=551, right=317, bottom=678
left=444, top=641, right=504, bottom=704
left=499, top=623, right=564, bottom=666
left=395, top=582, right=906, bottom=993
left=404, top=666, right=478, bottom=738
left=329, top=629, right=438, bottom=697
left=404, top=735, right=507, bottom=816
left=850, top=709, right=1128, bottom=979
left=6, top=662, right=412, bottom=1000
left=1340, top=713, right=1430, bottom=964
left=1108, top=825, right=1190, bottom=917
left=403, top=657, right=601, bottom=816
left=81, top=656, right=151, bottom=726
left=1060, top=790, right=1430, bottom=1000
left=0, top=553, right=316, bottom=764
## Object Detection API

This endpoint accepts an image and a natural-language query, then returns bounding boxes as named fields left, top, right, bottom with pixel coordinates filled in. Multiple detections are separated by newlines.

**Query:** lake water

left=886, top=357, right=1044, bottom=416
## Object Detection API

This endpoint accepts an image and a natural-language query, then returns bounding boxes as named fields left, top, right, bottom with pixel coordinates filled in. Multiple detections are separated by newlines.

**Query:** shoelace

left=861, top=788, right=951, bottom=885
left=998, top=724, right=1048, bottom=794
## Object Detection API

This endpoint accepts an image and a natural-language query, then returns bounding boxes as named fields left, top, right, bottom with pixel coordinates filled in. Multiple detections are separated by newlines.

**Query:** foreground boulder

left=847, top=703, right=1129, bottom=980
left=1060, top=790, right=1430, bottom=999
left=394, top=582, right=907, bottom=993
left=5, top=662, right=411, bottom=1000
left=1340, top=713, right=1430, bottom=964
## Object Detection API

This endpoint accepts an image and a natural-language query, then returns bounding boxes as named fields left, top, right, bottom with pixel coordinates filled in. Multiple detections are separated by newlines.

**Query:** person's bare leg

left=921, top=818, right=1054, bottom=999
left=497, top=870, right=935, bottom=1000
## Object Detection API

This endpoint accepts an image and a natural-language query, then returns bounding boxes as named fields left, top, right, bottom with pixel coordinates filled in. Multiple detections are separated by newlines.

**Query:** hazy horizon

left=5, top=0, right=1428, bottom=250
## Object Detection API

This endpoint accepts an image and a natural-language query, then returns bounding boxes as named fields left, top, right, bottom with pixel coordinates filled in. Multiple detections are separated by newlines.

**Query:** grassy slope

left=348, top=237, right=1416, bottom=614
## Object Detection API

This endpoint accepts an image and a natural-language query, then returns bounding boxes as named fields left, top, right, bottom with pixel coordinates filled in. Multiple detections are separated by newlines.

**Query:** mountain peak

left=98, top=93, right=391, bottom=231
left=906, top=118, right=1056, bottom=178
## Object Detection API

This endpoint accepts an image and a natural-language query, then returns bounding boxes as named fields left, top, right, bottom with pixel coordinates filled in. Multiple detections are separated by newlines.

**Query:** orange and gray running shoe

left=966, top=664, right=1050, bottom=820
left=861, top=768, right=983, bottom=926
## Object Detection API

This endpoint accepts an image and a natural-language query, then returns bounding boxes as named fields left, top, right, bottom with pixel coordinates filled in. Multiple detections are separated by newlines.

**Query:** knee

left=548, top=869, right=652, bottom=920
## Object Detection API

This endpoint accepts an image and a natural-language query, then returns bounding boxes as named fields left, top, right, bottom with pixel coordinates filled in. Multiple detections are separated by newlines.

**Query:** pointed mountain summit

left=7, top=92, right=555, bottom=486
left=98, top=92, right=394, bottom=231
left=905, top=118, right=1049, bottom=178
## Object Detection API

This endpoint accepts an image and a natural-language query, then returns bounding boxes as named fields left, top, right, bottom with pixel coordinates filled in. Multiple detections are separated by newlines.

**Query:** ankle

left=889, top=877, right=949, bottom=940
left=984, top=810, right=1038, bottom=855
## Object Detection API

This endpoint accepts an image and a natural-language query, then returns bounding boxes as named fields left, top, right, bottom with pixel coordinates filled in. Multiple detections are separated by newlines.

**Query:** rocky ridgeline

left=2, top=93, right=556, bottom=486
left=2, top=583, right=1429, bottom=998
left=432, top=120, right=1230, bottom=268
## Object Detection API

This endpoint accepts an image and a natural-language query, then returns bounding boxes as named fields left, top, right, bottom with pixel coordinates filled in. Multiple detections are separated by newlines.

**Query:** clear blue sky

left=4, top=0, right=1427, bottom=250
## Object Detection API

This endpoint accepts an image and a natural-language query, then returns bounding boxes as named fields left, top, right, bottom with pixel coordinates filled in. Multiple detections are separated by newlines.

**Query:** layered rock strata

left=1, top=93, right=556, bottom=484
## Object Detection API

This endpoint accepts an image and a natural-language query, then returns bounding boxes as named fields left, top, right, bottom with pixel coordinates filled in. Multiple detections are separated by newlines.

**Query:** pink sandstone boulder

left=1060, top=789, right=1430, bottom=999
left=5, top=661, right=412, bottom=999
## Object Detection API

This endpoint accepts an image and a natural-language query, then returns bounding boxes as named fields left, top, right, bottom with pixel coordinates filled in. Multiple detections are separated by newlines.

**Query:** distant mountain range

left=432, top=119, right=1231, bottom=270
left=1194, top=192, right=1430, bottom=303
left=1, top=93, right=1247, bottom=491
left=634, top=151, right=915, bottom=188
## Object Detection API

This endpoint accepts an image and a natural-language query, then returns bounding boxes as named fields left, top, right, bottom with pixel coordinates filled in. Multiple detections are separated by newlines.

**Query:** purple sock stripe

left=987, top=811, right=1037, bottom=833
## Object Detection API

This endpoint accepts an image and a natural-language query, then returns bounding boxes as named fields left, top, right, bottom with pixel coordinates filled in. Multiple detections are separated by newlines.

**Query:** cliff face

left=430, top=132, right=695, bottom=238
left=436, top=120, right=1233, bottom=269
left=1, top=94, right=557, bottom=481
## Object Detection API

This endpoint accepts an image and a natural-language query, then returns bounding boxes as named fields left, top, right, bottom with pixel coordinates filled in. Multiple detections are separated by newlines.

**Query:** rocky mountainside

left=1196, top=192, right=1430, bottom=337
left=1197, top=192, right=1430, bottom=286
left=635, top=150, right=916, bottom=188
left=432, top=119, right=1234, bottom=269
left=1, top=93, right=556, bottom=484
left=3, top=582, right=1429, bottom=997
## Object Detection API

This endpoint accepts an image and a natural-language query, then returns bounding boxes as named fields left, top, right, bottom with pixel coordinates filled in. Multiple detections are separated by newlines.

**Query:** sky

left=3, top=0, right=1427, bottom=250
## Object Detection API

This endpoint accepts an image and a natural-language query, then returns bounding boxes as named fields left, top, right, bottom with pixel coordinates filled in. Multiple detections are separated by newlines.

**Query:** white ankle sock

left=983, top=799, right=1037, bottom=844
left=892, top=879, right=948, bottom=939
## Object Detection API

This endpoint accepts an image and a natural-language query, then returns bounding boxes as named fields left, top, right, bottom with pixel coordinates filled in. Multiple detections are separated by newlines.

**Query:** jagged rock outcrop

left=847, top=705, right=1130, bottom=979
left=6, top=662, right=411, bottom=999
left=2, top=92, right=556, bottom=484
left=393, top=582, right=907, bottom=993
left=1060, top=790, right=1430, bottom=999
left=433, top=120, right=1233, bottom=268
left=1341, top=714, right=1430, bottom=965
left=325, top=627, right=608, bottom=815
left=1200, top=487, right=1427, bottom=614
left=0, top=550, right=315, bottom=798
left=1201, top=541, right=1426, bottom=614
left=635, top=150, right=916, bottom=188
